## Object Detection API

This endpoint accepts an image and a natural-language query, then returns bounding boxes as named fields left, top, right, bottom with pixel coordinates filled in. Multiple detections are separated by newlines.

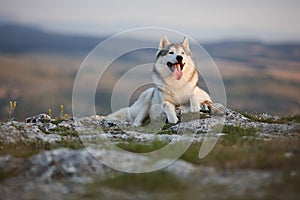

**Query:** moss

left=51, top=128, right=78, bottom=137
left=0, top=170, right=16, bottom=180
left=99, top=124, right=123, bottom=133
left=0, top=138, right=83, bottom=158
left=241, top=112, right=300, bottom=124
left=121, top=122, right=176, bottom=134
left=157, top=129, right=177, bottom=135
left=38, top=124, right=78, bottom=137
left=54, top=139, right=84, bottom=149
left=89, top=171, right=187, bottom=193
left=179, top=142, right=202, bottom=165
left=221, top=125, right=257, bottom=145
left=282, top=115, right=300, bottom=123
left=160, top=123, right=176, bottom=130
left=38, top=125, right=51, bottom=134
left=116, top=140, right=168, bottom=153
left=50, top=118, right=66, bottom=126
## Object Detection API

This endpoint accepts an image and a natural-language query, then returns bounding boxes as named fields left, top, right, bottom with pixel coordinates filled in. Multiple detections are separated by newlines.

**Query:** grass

left=221, top=125, right=257, bottom=145
left=0, top=169, right=19, bottom=181
left=101, top=171, right=186, bottom=192
left=1, top=120, right=299, bottom=198
left=265, top=169, right=300, bottom=197
left=180, top=138, right=300, bottom=170
left=109, top=125, right=298, bottom=173
left=83, top=171, right=187, bottom=198
left=1, top=112, right=299, bottom=194
left=83, top=132, right=300, bottom=199
left=0, top=138, right=84, bottom=159
left=241, top=112, right=300, bottom=124
left=116, top=140, right=168, bottom=153
left=109, top=125, right=300, bottom=171
left=0, top=129, right=84, bottom=180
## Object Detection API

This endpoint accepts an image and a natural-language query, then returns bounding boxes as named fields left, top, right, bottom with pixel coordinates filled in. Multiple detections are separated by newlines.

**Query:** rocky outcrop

left=0, top=107, right=299, bottom=200
left=1, top=147, right=278, bottom=200
left=2, top=107, right=298, bottom=145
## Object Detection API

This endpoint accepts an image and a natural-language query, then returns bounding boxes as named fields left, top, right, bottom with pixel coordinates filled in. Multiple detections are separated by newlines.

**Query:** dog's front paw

left=132, top=121, right=142, bottom=127
left=166, top=115, right=178, bottom=124
left=190, top=106, right=200, bottom=113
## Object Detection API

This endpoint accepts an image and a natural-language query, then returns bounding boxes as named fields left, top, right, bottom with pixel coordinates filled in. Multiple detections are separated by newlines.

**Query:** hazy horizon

left=0, top=0, right=299, bottom=43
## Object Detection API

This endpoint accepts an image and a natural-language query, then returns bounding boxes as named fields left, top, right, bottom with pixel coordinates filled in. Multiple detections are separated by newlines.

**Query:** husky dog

left=106, top=36, right=211, bottom=126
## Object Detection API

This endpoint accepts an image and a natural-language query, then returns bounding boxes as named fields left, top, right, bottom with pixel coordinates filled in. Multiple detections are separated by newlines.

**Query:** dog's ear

left=182, top=37, right=190, bottom=51
left=159, top=35, right=170, bottom=49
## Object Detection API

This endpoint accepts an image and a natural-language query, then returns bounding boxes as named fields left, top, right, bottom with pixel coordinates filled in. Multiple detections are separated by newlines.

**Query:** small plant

left=59, top=105, right=64, bottom=119
left=64, top=114, right=69, bottom=119
left=47, top=106, right=69, bottom=120
left=48, top=109, right=53, bottom=118
left=7, top=101, right=17, bottom=121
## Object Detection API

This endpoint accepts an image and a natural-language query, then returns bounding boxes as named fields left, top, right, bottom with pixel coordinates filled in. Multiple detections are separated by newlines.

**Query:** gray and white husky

left=106, top=36, right=211, bottom=126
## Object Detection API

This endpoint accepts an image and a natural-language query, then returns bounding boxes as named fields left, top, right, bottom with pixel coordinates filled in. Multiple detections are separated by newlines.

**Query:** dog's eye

left=181, top=52, right=185, bottom=55
left=169, top=52, right=174, bottom=54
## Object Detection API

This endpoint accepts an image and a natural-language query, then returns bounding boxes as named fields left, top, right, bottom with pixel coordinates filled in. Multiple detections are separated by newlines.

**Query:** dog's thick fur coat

left=106, top=36, right=211, bottom=126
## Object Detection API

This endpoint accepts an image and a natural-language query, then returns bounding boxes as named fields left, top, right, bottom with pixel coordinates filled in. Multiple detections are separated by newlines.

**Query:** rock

left=57, top=120, right=73, bottom=130
left=1, top=106, right=299, bottom=145
left=0, top=155, right=24, bottom=175
left=0, top=117, right=79, bottom=144
left=0, top=121, right=62, bottom=144
left=0, top=147, right=279, bottom=200
left=28, top=148, right=112, bottom=183
left=1, top=106, right=299, bottom=200
left=26, top=113, right=52, bottom=124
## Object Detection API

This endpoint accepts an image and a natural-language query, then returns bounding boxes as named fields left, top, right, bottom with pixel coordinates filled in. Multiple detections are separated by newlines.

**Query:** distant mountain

left=1, top=23, right=300, bottom=61
left=203, top=41, right=300, bottom=62
left=0, top=24, right=103, bottom=55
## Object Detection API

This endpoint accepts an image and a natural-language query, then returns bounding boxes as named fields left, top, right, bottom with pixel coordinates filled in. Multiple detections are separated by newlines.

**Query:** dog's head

left=155, top=36, right=193, bottom=80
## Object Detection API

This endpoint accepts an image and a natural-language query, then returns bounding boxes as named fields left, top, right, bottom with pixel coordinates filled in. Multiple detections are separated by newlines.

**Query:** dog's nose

left=176, top=55, right=183, bottom=62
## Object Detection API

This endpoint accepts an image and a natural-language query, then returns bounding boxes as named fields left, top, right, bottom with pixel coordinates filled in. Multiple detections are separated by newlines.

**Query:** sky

left=0, top=0, right=299, bottom=42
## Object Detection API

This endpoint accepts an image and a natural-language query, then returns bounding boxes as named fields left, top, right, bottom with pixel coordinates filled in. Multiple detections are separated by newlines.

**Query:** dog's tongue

left=173, top=64, right=183, bottom=80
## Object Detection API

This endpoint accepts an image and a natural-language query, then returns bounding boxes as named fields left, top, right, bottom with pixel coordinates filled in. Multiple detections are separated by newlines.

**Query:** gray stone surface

left=0, top=107, right=299, bottom=200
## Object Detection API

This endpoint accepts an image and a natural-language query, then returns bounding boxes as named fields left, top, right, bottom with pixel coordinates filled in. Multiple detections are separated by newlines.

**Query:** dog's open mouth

left=167, top=62, right=185, bottom=80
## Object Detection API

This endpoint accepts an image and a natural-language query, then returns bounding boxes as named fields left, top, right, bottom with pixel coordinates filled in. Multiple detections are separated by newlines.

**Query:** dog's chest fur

left=152, top=63, right=198, bottom=105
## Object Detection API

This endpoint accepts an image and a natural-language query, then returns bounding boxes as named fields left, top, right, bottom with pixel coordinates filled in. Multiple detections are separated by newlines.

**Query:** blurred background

left=0, top=0, right=299, bottom=120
